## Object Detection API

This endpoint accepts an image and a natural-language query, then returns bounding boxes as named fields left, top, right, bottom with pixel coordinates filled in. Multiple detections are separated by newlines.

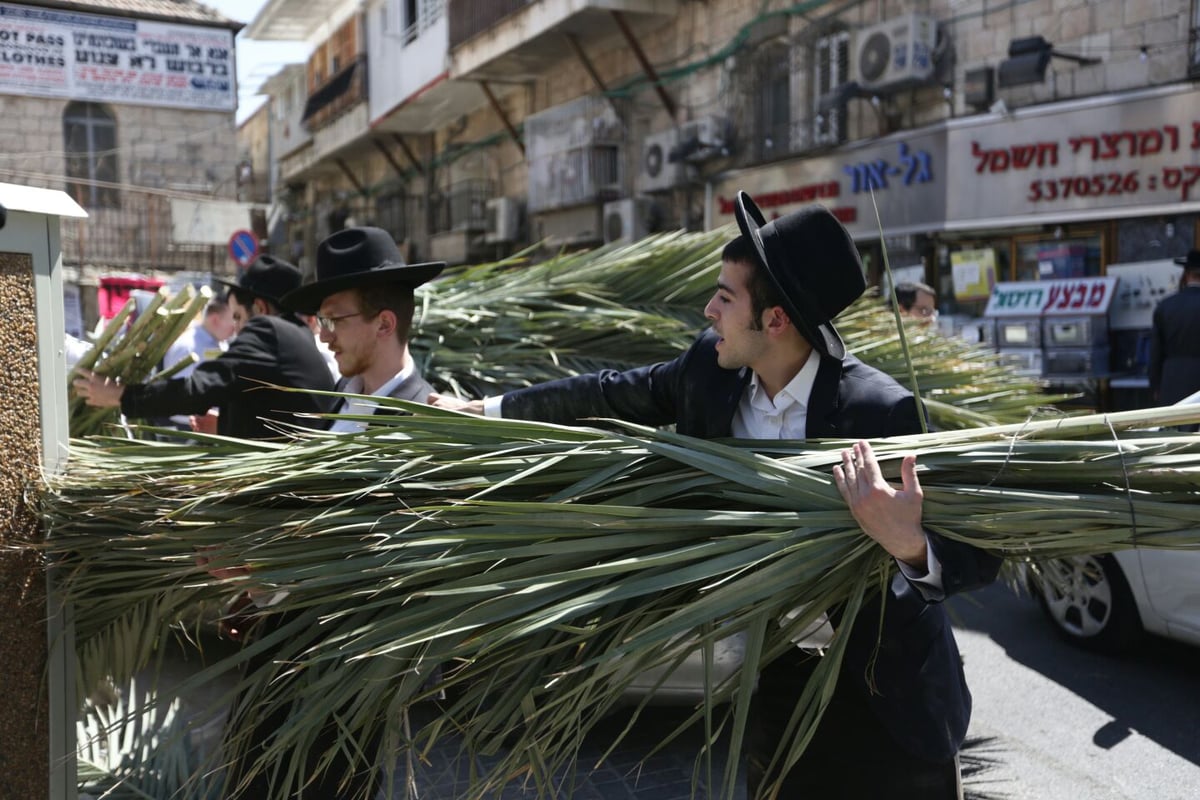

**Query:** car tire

left=1033, top=554, right=1142, bottom=653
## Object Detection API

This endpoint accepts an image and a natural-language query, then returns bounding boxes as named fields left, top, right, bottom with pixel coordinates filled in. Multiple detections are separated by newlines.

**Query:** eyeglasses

left=314, top=311, right=364, bottom=333
left=912, top=306, right=937, bottom=318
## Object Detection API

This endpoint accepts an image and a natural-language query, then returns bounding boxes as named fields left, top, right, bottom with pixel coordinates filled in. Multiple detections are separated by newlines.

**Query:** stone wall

left=0, top=251, right=48, bottom=799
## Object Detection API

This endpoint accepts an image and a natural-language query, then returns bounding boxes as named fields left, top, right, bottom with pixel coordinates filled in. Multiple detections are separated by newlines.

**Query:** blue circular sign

left=228, top=229, right=259, bottom=267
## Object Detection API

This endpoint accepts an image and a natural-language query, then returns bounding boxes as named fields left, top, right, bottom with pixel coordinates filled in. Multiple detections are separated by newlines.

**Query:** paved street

left=948, top=582, right=1200, bottom=800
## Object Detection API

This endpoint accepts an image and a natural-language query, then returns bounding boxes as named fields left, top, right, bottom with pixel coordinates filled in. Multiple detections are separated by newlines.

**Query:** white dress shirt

left=328, top=364, right=415, bottom=434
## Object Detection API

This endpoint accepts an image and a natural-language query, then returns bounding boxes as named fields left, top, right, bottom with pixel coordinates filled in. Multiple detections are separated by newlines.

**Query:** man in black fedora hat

left=281, top=226, right=444, bottom=433
left=430, top=190, right=999, bottom=798
left=74, top=255, right=336, bottom=440
left=1150, top=250, right=1200, bottom=423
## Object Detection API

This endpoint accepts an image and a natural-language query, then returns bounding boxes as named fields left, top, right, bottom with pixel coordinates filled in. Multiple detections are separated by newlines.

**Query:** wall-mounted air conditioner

left=485, top=197, right=520, bottom=244
left=603, top=198, right=652, bottom=245
left=636, top=128, right=685, bottom=193
left=673, top=116, right=730, bottom=163
left=853, top=13, right=938, bottom=92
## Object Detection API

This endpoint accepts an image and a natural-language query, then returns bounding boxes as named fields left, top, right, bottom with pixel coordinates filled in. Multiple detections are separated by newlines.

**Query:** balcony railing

left=448, top=0, right=528, bottom=49
left=303, top=55, right=368, bottom=132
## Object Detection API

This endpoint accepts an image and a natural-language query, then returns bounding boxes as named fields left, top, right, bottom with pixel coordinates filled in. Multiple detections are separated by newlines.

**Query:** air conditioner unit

left=853, top=13, right=938, bottom=92
left=485, top=196, right=520, bottom=244
left=673, top=115, right=730, bottom=163
left=636, top=128, right=685, bottom=194
left=603, top=198, right=652, bottom=245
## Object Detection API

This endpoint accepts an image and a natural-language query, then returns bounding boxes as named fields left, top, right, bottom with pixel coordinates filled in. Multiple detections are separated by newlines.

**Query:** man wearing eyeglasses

left=281, top=226, right=444, bottom=434
left=73, top=255, right=337, bottom=440
left=891, top=280, right=938, bottom=324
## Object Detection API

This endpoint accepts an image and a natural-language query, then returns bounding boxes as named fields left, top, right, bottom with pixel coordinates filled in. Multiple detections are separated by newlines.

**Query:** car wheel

left=1033, top=554, right=1142, bottom=653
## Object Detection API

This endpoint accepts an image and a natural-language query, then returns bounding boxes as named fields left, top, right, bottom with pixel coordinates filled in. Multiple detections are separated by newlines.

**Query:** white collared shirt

left=730, top=348, right=821, bottom=440
left=328, top=364, right=415, bottom=434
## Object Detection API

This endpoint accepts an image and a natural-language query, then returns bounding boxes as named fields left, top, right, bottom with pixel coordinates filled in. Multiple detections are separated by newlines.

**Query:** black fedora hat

left=1174, top=250, right=1200, bottom=270
left=282, top=226, right=445, bottom=314
left=214, top=255, right=302, bottom=306
left=733, top=190, right=865, bottom=361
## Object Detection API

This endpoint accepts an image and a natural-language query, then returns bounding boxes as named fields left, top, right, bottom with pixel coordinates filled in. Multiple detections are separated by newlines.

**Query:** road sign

left=228, top=229, right=259, bottom=267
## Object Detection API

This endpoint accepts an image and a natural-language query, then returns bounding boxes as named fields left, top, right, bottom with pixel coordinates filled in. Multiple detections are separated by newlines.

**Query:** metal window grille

left=814, top=31, right=850, bottom=146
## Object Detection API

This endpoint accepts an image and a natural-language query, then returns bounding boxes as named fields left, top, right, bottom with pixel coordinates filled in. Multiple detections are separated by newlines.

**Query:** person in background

left=1150, top=249, right=1200, bottom=428
left=430, top=191, right=999, bottom=799
left=158, top=297, right=236, bottom=432
left=64, top=332, right=91, bottom=370
left=282, top=226, right=444, bottom=433
left=162, top=297, right=235, bottom=378
left=73, top=255, right=336, bottom=440
left=890, top=280, right=938, bottom=324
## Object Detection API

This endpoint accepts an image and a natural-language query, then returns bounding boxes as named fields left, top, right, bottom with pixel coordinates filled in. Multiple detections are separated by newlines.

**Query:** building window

left=755, top=43, right=792, bottom=161
left=403, top=0, right=418, bottom=43
left=375, top=187, right=407, bottom=243
left=63, top=101, right=119, bottom=209
left=814, top=31, right=850, bottom=146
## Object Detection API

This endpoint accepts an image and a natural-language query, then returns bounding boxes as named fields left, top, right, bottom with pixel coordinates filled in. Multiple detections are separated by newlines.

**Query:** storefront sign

left=711, top=129, right=947, bottom=238
left=984, top=277, right=1117, bottom=317
left=946, top=87, right=1200, bottom=224
left=0, top=2, right=235, bottom=111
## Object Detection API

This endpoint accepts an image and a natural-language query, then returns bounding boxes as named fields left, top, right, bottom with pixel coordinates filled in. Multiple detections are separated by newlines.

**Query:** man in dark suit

left=1150, top=249, right=1200, bottom=421
left=73, top=255, right=336, bottom=439
left=282, top=226, right=444, bottom=433
left=431, top=191, right=999, bottom=799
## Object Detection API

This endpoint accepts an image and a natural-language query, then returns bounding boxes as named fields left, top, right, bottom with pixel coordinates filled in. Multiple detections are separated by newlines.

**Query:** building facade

left=0, top=0, right=251, bottom=333
left=249, top=0, right=1200, bottom=406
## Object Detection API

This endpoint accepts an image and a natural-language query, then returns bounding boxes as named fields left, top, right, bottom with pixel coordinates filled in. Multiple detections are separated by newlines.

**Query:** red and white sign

left=984, top=277, right=1118, bottom=317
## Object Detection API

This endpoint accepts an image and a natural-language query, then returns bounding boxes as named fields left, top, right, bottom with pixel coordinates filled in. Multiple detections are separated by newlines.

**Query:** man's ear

left=764, top=305, right=792, bottom=336
left=252, top=297, right=271, bottom=317
left=376, top=309, right=398, bottom=338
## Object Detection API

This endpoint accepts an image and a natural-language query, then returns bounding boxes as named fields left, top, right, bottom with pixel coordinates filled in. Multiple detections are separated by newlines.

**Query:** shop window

left=1014, top=232, right=1103, bottom=281
left=63, top=101, right=119, bottom=209
left=941, top=242, right=1009, bottom=317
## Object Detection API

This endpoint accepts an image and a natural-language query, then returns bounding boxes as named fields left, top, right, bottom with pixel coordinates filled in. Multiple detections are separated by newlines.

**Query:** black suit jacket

left=1149, top=285, right=1200, bottom=405
left=503, top=329, right=1000, bottom=762
left=121, top=314, right=337, bottom=440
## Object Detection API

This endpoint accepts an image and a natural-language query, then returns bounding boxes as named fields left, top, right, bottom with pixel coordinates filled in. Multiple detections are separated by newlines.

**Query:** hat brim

left=732, top=191, right=846, bottom=361
left=213, top=276, right=283, bottom=305
left=281, top=261, right=445, bottom=313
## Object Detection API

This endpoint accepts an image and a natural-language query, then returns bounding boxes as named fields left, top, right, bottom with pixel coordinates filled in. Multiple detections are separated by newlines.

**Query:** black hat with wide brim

left=214, top=254, right=303, bottom=306
left=733, top=191, right=866, bottom=361
left=1174, top=249, right=1200, bottom=270
left=282, top=226, right=445, bottom=314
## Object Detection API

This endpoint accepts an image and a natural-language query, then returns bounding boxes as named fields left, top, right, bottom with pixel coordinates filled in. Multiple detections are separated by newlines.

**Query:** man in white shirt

left=281, top=226, right=444, bottom=433
left=430, top=191, right=999, bottom=799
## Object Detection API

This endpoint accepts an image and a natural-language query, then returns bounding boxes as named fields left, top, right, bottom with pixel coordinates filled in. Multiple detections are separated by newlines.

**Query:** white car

left=1033, top=548, right=1200, bottom=652
left=1033, top=390, right=1200, bottom=652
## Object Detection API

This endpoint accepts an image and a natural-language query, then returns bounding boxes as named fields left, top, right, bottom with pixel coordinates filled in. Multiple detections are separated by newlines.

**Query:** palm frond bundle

left=411, top=233, right=723, bottom=399
left=70, top=284, right=211, bottom=437
left=43, top=400, right=1200, bottom=799
left=413, top=232, right=1065, bottom=430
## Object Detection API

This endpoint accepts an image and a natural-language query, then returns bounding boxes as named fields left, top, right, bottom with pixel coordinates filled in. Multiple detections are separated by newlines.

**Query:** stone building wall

left=0, top=251, right=49, bottom=800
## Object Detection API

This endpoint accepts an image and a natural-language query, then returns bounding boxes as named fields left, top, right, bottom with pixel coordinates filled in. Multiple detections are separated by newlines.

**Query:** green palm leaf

left=42, top=400, right=1200, bottom=799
